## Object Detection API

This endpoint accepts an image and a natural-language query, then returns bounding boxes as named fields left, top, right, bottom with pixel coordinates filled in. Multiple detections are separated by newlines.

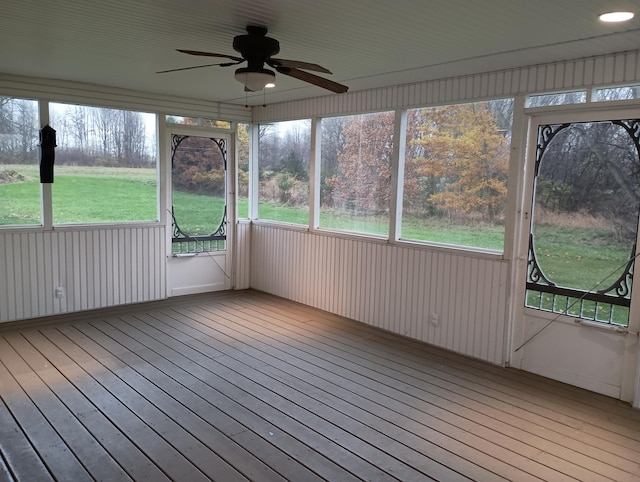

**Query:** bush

left=259, top=174, right=309, bottom=206
left=0, top=167, right=25, bottom=184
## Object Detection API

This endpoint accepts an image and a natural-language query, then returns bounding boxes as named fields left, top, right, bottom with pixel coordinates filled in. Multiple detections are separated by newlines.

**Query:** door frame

left=509, top=103, right=640, bottom=403
left=162, top=124, right=236, bottom=296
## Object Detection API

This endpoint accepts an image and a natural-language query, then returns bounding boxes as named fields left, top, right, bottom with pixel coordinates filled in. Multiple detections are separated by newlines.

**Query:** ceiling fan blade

left=268, top=58, right=332, bottom=74
left=156, top=62, right=235, bottom=74
left=276, top=67, right=348, bottom=94
left=176, top=49, right=245, bottom=63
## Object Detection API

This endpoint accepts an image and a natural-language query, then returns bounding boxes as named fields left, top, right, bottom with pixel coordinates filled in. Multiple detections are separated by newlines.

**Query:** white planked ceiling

left=1, top=0, right=639, bottom=106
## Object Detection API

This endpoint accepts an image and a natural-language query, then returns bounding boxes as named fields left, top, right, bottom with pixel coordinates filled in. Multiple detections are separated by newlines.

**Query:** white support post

left=389, top=109, right=407, bottom=242
left=157, top=115, right=168, bottom=227
left=309, top=117, right=322, bottom=230
left=504, top=94, right=528, bottom=367
left=623, top=213, right=640, bottom=405
left=39, top=99, right=53, bottom=230
left=249, top=123, right=260, bottom=220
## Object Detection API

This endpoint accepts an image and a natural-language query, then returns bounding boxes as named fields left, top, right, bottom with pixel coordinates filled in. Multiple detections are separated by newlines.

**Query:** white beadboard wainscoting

left=234, top=220, right=252, bottom=290
left=254, top=50, right=640, bottom=122
left=0, top=74, right=252, bottom=123
left=251, top=223, right=509, bottom=365
left=0, top=226, right=166, bottom=323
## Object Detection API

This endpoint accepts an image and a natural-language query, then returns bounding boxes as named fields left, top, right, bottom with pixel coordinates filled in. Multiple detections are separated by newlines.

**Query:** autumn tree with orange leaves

left=324, top=111, right=395, bottom=214
left=404, top=101, right=510, bottom=222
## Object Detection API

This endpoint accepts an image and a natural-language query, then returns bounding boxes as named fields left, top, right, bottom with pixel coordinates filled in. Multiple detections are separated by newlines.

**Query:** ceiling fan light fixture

left=599, top=11, right=634, bottom=22
left=234, top=67, right=276, bottom=91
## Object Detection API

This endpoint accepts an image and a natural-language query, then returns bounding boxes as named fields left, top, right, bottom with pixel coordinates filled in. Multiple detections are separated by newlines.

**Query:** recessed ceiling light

left=599, top=11, right=635, bottom=22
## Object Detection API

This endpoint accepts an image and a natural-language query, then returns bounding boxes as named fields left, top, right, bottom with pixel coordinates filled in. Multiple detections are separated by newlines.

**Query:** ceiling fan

left=159, top=25, right=348, bottom=94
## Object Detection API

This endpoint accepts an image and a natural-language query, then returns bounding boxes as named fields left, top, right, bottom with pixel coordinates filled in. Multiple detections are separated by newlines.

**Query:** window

left=594, top=85, right=640, bottom=101
left=50, top=103, right=158, bottom=224
left=320, top=112, right=394, bottom=236
left=526, top=119, right=640, bottom=326
left=166, top=115, right=232, bottom=129
left=401, top=100, right=513, bottom=250
left=258, top=119, right=310, bottom=224
left=526, top=91, right=587, bottom=107
left=0, top=97, right=40, bottom=226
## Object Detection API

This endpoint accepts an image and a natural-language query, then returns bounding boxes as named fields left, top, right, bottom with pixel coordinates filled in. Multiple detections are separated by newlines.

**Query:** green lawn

left=256, top=203, right=506, bottom=250
left=402, top=216, right=505, bottom=250
left=1, top=164, right=157, bottom=224
left=258, top=201, right=309, bottom=225
left=52, top=175, right=157, bottom=223
left=533, top=225, right=630, bottom=291
left=527, top=224, right=631, bottom=325
left=0, top=179, right=42, bottom=224
left=173, top=191, right=225, bottom=235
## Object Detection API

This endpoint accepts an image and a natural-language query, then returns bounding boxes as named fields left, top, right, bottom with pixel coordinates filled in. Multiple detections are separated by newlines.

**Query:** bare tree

left=0, top=98, right=39, bottom=163
left=92, top=107, right=118, bottom=161
left=67, top=105, right=90, bottom=159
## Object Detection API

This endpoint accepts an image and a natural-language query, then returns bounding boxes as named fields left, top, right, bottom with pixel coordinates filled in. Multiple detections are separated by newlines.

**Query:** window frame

left=525, top=90, right=588, bottom=107
left=255, top=118, right=312, bottom=226
left=251, top=101, right=518, bottom=258
left=46, top=102, right=160, bottom=227
left=315, top=110, right=396, bottom=238
left=397, top=99, right=514, bottom=253
left=0, top=96, right=43, bottom=228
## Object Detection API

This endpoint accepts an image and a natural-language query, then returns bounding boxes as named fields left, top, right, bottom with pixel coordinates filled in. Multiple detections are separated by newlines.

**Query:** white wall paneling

left=251, top=223, right=508, bottom=365
left=0, top=74, right=251, bottom=122
left=234, top=220, right=252, bottom=290
left=167, top=252, right=229, bottom=297
left=0, top=226, right=166, bottom=323
left=519, top=313, right=629, bottom=399
left=253, top=50, right=640, bottom=122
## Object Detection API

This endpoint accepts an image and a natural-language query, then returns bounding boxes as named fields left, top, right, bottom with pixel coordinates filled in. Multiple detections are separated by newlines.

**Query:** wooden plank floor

left=1, top=290, right=640, bottom=481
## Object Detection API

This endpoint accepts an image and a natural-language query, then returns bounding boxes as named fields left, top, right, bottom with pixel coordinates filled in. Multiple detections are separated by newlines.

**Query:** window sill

left=0, top=220, right=163, bottom=234
left=249, top=219, right=506, bottom=260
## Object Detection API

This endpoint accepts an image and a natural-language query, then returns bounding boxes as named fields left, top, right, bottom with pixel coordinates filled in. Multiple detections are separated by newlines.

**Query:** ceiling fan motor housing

left=233, top=26, right=280, bottom=70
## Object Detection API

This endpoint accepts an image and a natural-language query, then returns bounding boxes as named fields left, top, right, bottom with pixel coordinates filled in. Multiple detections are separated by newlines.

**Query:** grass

left=401, top=216, right=505, bottom=250
left=527, top=224, right=632, bottom=325
left=1, top=164, right=157, bottom=180
left=0, top=180, right=42, bottom=224
left=53, top=176, right=157, bottom=223
left=320, top=210, right=390, bottom=237
left=257, top=202, right=505, bottom=250
left=173, top=191, right=225, bottom=235
left=533, top=225, right=630, bottom=291
left=258, top=201, right=309, bottom=225
left=1, top=164, right=157, bottom=224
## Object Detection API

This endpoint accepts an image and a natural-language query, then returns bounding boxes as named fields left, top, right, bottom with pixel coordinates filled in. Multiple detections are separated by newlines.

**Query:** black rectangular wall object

left=39, top=125, right=57, bottom=183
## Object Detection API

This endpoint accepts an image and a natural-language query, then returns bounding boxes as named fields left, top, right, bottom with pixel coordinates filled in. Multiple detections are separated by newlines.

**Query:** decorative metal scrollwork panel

left=171, top=134, right=227, bottom=253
